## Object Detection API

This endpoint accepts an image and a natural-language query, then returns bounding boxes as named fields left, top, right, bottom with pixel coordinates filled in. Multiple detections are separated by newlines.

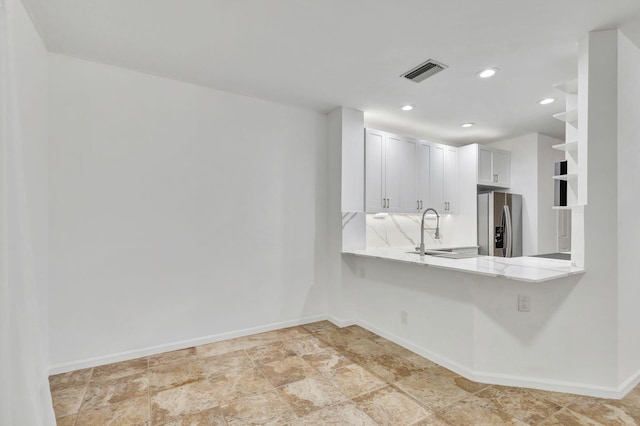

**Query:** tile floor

left=50, top=321, right=640, bottom=425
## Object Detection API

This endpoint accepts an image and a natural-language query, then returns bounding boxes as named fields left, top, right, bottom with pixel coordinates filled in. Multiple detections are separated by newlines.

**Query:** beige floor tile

left=474, top=385, right=562, bottom=424
left=294, top=401, right=378, bottom=425
left=91, top=357, right=148, bottom=383
left=538, top=407, right=606, bottom=425
left=354, top=385, right=431, bottom=426
left=283, top=335, right=331, bottom=358
left=246, top=341, right=296, bottom=365
left=526, top=388, right=580, bottom=407
left=345, top=325, right=379, bottom=340
left=151, top=380, right=218, bottom=424
left=49, top=368, right=93, bottom=391
left=395, top=369, right=472, bottom=411
left=148, top=347, right=197, bottom=367
left=195, top=337, right=252, bottom=358
left=271, top=326, right=311, bottom=340
left=373, top=337, right=422, bottom=360
left=314, top=328, right=358, bottom=350
left=341, top=337, right=391, bottom=362
left=51, top=384, right=87, bottom=418
left=220, top=391, right=296, bottom=426
left=300, top=346, right=352, bottom=374
left=208, top=367, right=273, bottom=403
left=568, top=396, right=639, bottom=425
left=76, top=395, right=149, bottom=426
left=148, top=359, right=206, bottom=392
left=436, top=394, right=529, bottom=426
left=361, top=353, right=423, bottom=383
left=54, top=414, right=77, bottom=426
left=259, top=355, right=319, bottom=387
left=199, top=349, right=253, bottom=378
left=323, top=363, right=386, bottom=398
left=410, top=414, right=453, bottom=425
left=301, top=321, right=338, bottom=334
left=449, top=373, right=491, bottom=394
left=82, top=372, right=148, bottom=410
left=402, top=352, right=441, bottom=370
left=276, top=375, right=348, bottom=417
left=159, top=407, right=226, bottom=426
left=232, top=330, right=282, bottom=348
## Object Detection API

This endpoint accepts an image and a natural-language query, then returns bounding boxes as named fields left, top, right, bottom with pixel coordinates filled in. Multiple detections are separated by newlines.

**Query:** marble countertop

left=342, top=246, right=585, bottom=283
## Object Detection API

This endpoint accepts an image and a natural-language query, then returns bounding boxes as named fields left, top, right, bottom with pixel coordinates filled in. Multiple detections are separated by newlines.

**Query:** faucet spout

left=419, top=208, right=440, bottom=256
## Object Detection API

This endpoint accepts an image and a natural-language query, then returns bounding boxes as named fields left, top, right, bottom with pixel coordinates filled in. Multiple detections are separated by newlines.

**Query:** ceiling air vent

left=401, top=59, right=448, bottom=83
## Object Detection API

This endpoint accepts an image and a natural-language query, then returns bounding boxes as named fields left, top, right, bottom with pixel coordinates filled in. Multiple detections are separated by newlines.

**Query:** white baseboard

left=48, top=313, right=640, bottom=399
left=355, top=319, right=633, bottom=400
left=327, top=316, right=356, bottom=328
left=616, top=368, right=640, bottom=399
left=48, top=314, right=326, bottom=375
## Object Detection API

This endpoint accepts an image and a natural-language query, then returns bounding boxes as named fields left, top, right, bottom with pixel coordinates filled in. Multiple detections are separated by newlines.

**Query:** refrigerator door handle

left=503, top=205, right=512, bottom=257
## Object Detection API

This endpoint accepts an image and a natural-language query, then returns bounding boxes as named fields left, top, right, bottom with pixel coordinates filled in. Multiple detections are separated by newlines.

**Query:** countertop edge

left=342, top=249, right=585, bottom=283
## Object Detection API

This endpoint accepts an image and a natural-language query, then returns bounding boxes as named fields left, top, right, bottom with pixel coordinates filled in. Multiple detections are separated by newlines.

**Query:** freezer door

left=508, top=194, right=523, bottom=257
left=492, top=192, right=507, bottom=257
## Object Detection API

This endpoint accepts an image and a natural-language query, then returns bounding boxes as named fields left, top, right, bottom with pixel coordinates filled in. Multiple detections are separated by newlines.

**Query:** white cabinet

left=430, top=143, right=458, bottom=214
left=477, top=146, right=510, bottom=188
left=365, top=129, right=458, bottom=214
left=365, top=129, right=418, bottom=213
left=416, top=141, right=431, bottom=212
left=365, top=129, right=385, bottom=212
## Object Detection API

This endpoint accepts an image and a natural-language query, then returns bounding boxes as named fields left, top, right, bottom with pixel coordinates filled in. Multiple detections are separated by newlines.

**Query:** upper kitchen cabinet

left=476, top=145, right=511, bottom=188
left=365, top=129, right=419, bottom=213
left=365, top=128, right=457, bottom=214
left=431, top=143, right=458, bottom=214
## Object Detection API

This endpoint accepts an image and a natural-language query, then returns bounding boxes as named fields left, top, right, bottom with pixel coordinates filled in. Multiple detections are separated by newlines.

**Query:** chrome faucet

left=419, top=208, right=440, bottom=256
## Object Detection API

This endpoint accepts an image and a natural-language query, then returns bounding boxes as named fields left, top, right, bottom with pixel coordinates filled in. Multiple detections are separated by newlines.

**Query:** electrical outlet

left=401, top=310, right=408, bottom=324
left=518, top=295, right=531, bottom=312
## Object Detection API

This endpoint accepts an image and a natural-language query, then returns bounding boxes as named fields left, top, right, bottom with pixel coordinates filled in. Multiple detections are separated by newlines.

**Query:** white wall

left=5, top=0, right=54, bottom=422
left=616, top=31, right=640, bottom=385
left=14, top=0, right=49, bottom=351
left=537, top=134, right=564, bottom=254
left=48, top=54, right=329, bottom=369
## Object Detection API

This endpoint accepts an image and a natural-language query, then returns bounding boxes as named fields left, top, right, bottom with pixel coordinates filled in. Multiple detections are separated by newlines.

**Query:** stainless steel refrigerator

left=478, top=192, right=522, bottom=257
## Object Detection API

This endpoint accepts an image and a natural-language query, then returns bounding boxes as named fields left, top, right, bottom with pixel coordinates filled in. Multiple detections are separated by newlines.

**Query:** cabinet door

left=399, top=139, right=418, bottom=212
left=383, top=133, right=403, bottom=212
left=477, top=147, right=493, bottom=185
left=444, top=146, right=458, bottom=214
left=365, top=129, right=385, bottom=212
left=430, top=144, right=445, bottom=213
left=416, top=141, right=431, bottom=212
left=492, top=150, right=511, bottom=188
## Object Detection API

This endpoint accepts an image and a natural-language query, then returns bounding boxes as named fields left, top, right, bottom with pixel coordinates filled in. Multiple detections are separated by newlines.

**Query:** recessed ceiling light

left=461, top=122, right=475, bottom=128
left=538, top=97, right=555, bottom=105
left=477, top=68, right=499, bottom=79
left=401, top=105, right=414, bottom=111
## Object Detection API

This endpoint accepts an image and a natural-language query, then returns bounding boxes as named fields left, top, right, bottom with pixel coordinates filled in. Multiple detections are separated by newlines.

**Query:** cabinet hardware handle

left=420, top=200, right=423, bottom=209
left=387, top=198, right=390, bottom=208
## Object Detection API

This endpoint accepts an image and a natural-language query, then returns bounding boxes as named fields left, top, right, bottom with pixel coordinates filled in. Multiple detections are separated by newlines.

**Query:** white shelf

left=553, top=173, right=578, bottom=181
left=552, top=141, right=578, bottom=152
left=553, top=79, right=578, bottom=95
left=553, top=110, right=578, bottom=126
left=552, top=206, right=574, bottom=210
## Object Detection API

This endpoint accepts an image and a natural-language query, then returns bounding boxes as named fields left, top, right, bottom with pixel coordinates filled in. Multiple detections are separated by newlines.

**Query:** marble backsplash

left=366, top=213, right=460, bottom=249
